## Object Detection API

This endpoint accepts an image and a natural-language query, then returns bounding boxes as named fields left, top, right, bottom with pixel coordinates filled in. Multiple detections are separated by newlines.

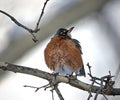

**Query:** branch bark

left=0, top=61, right=120, bottom=96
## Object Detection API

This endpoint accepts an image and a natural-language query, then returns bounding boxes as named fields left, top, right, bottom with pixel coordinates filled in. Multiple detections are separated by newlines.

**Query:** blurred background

left=0, top=0, right=120, bottom=100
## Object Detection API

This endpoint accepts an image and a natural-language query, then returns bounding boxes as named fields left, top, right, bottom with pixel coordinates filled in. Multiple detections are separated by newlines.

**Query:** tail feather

left=76, top=65, right=86, bottom=77
left=80, top=65, right=86, bottom=76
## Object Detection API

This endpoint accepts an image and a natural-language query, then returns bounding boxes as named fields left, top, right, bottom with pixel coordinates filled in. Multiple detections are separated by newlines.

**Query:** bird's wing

left=71, top=39, right=83, bottom=54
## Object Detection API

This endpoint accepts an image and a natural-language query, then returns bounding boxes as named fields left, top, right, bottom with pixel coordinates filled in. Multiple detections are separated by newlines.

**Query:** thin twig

left=24, top=83, right=50, bottom=92
left=94, top=76, right=105, bottom=100
left=102, top=93, right=108, bottom=100
left=0, top=10, right=33, bottom=33
left=54, top=86, right=64, bottom=100
left=87, top=63, right=92, bottom=75
left=87, top=81, right=94, bottom=100
left=87, top=63, right=115, bottom=100
left=35, top=0, right=49, bottom=31
left=0, top=10, right=38, bottom=42
left=51, top=88, right=54, bottom=100
left=0, top=0, right=50, bottom=42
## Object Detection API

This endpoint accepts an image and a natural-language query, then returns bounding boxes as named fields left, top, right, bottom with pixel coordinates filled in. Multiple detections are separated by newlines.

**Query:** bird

left=44, top=27, right=85, bottom=76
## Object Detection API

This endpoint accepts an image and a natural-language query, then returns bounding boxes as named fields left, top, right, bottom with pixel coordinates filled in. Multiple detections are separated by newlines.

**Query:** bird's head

left=55, top=27, right=74, bottom=38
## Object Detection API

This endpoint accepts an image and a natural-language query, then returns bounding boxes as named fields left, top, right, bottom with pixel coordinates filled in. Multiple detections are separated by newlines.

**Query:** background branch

left=0, top=0, right=49, bottom=42
left=0, top=0, right=108, bottom=63
left=0, top=61, right=120, bottom=96
left=35, top=0, right=49, bottom=31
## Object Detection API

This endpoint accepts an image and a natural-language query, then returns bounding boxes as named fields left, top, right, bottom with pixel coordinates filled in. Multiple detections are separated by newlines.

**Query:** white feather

left=54, top=64, right=74, bottom=76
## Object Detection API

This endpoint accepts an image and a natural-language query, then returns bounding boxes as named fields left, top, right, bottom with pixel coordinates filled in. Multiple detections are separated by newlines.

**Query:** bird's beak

left=67, top=27, right=74, bottom=34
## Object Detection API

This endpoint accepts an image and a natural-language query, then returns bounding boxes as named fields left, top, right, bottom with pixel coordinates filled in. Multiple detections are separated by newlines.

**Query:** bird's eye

left=63, top=30, right=66, bottom=33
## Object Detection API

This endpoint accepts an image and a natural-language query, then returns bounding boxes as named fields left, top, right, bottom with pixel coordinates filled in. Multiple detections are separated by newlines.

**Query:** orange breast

left=44, top=36, right=83, bottom=71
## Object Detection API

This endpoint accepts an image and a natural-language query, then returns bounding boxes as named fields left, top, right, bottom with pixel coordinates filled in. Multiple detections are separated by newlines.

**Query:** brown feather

left=44, top=36, right=83, bottom=71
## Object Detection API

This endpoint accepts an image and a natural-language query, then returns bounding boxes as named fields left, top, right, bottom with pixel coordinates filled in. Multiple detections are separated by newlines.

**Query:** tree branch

left=0, top=61, right=120, bottom=96
left=35, top=0, right=49, bottom=31
left=87, top=63, right=116, bottom=99
left=0, top=0, right=50, bottom=42
left=54, top=86, right=64, bottom=100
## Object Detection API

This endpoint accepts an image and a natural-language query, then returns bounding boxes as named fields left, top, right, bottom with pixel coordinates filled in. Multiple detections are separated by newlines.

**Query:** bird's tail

left=76, top=65, right=86, bottom=77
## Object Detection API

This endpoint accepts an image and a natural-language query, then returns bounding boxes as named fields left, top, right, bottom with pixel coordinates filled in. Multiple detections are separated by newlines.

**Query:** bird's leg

left=66, top=72, right=77, bottom=80
left=52, top=72, right=59, bottom=79
left=68, top=72, right=74, bottom=77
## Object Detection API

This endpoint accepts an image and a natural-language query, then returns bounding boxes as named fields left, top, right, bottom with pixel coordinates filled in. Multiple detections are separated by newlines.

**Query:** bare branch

left=24, top=83, right=50, bottom=92
left=87, top=63, right=115, bottom=100
left=54, top=86, right=64, bottom=100
left=0, top=10, right=38, bottom=42
left=24, top=79, right=64, bottom=100
left=0, top=0, right=50, bottom=42
left=51, top=89, right=54, bottom=100
left=35, top=0, right=49, bottom=31
left=0, top=10, right=33, bottom=33
left=94, top=76, right=106, bottom=100
left=0, top=61, right=120, bottom=97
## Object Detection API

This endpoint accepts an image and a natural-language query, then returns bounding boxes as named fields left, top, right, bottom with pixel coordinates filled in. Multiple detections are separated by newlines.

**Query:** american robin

left=44, top=27, right=85, bottom=76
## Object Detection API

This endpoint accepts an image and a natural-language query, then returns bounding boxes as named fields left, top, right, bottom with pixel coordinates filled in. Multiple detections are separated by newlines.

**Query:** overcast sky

left=0, top=0, right=120, bottom=100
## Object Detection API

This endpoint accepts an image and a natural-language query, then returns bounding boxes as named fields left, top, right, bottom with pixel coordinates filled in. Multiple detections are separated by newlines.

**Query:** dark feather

left=71, top=39, right=83, bottom=54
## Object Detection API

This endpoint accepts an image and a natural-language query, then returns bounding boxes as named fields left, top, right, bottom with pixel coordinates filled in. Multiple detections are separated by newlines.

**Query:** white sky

left=0, top=0, right=120, bottom=100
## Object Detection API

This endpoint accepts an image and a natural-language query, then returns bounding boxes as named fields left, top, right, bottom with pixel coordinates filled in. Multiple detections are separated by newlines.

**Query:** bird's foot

left=66, top=73, right=77, bottom=80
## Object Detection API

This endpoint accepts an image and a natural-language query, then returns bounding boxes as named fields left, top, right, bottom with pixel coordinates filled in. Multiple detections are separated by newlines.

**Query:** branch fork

left=0, top=62, right=120, bottom=100
left=0, top=0, right=50, bottom=42
left=87, top=63, right=115, bottom=100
